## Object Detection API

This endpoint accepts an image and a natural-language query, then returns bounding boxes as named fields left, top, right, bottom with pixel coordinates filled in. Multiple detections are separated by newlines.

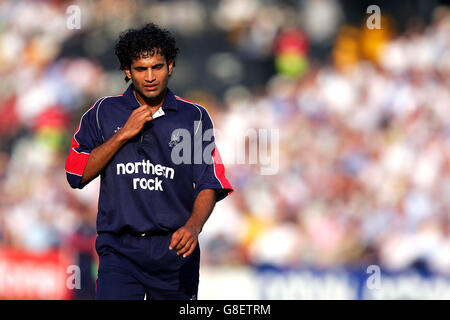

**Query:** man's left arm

left=169, top=189, right=218, bottom=258
left=169, top=106, right=233, bottom=257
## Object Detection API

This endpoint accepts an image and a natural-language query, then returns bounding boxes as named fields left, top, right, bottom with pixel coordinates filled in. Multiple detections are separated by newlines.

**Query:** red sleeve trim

left=212, top=147, right=234, bottom=193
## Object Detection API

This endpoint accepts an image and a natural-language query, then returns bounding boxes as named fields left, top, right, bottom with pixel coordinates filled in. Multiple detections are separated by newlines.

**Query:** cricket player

left=65, top=23, right=233, bottom=300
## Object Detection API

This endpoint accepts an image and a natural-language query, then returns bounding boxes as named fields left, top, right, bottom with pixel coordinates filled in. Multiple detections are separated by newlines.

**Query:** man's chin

left=137, top=89, right=162, bottom=100
left=143, top=92, right=159, bottom=99
left=133, top=83, right=168, bottom=104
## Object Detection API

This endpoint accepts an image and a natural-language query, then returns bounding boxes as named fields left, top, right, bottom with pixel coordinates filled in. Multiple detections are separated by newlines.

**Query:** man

left=65, top=23, right=233, bottom=300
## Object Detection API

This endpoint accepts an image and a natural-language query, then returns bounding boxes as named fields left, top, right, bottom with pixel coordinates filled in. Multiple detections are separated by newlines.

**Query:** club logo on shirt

left=168, top=132, right=182, bottom=148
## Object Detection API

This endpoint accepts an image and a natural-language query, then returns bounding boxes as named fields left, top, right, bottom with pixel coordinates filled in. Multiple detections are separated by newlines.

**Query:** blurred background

left=0, top=0, right=449, bottom=299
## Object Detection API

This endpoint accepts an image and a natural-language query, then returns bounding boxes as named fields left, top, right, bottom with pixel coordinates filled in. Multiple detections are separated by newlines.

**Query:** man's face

left=125, top=51, right=173, bottom=103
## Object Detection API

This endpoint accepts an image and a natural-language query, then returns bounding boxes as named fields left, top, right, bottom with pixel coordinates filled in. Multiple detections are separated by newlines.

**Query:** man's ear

left=167, top=60, right=174, bottom=76
left=124, top=66, right=132, bottom=81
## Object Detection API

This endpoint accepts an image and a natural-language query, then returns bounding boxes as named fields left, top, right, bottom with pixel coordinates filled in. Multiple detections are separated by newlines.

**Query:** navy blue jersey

left=65, top=84, right=233, bottom=234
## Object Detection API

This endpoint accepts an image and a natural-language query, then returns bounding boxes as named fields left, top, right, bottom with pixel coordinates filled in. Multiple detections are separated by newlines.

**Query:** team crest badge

left=168, top=132, right=182, bottom=148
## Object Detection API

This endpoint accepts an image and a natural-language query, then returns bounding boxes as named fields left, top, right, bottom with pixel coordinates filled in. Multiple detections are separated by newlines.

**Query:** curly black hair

left=114, top=23, right=179, bottom=82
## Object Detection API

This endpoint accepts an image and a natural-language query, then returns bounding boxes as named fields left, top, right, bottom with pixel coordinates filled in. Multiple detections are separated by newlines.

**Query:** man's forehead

left=132, top=50, right=166, bottom=65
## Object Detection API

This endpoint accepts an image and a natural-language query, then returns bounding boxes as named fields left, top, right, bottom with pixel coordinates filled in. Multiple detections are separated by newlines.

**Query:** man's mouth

left=144, top=84, right=158, bottom=91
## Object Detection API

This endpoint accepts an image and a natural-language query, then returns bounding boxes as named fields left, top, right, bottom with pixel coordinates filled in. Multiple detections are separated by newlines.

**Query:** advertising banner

left=199, top=265, right=450, bottom=299
left=0, top=247, right=74, bottom=300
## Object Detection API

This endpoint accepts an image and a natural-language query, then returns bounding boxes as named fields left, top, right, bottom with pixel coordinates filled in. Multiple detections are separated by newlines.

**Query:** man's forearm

left=169, top=189, right=218, bottom=257
left=81, top=131, right=129, bottom=185
left=185, top=189, right=218, bottom=234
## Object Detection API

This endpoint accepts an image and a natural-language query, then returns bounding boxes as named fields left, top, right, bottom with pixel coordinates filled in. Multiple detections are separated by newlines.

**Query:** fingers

left=138, top=105, right=153, bottom=122
left=169, top=230, right=181, bottom=251
left=180, top=239, right=197, bottom=258
left=177, top=238, right=194, bottom=256
left=121, top=105, right=153, bottom=139
left=169, top=228, right=198, bottom=258
left=134, top=105, right=152, bottom=118
left=171, top=230, right=189, bottom=251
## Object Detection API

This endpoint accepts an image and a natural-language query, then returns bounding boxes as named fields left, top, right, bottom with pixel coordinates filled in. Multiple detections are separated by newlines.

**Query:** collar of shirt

left=122, top=83, right=178, bottom=112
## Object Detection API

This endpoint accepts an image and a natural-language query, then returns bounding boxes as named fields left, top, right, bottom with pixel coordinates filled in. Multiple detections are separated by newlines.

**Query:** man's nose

left=145, top=69, right=156, bottom=82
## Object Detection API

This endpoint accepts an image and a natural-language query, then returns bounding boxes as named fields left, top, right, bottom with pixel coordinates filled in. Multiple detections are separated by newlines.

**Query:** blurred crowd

left=0, top=0, right=449, bottom=300
left=204, top=4, right=450, bottom=276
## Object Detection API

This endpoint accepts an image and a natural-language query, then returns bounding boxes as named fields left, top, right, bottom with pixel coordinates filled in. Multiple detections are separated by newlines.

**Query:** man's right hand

left=118, top=104, right=153, bottom=140
left=79, top=104, right=152, bottom=185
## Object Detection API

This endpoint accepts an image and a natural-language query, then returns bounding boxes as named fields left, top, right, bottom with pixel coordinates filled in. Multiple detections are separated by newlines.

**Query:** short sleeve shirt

left=65, top=84, right=233, bottom=234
